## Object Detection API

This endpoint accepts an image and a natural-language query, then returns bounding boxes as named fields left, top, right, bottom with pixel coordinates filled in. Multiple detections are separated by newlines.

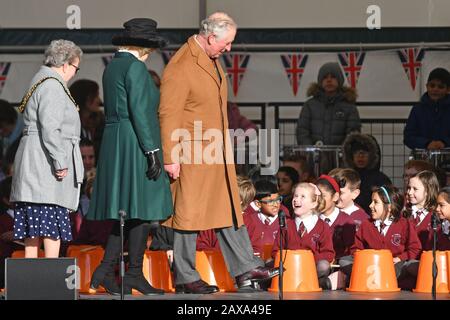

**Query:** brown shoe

left=175, top=280, right=219, bottom=294
left=235, top=266, right=280, bottom=288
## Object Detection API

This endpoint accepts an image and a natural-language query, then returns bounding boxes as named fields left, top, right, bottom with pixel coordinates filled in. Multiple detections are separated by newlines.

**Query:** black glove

left=145, top=150, right=162, bottom=181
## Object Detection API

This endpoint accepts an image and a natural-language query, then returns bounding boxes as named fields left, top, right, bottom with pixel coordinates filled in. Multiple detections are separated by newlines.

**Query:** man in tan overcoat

left=159, top=12, right=279, bottom=294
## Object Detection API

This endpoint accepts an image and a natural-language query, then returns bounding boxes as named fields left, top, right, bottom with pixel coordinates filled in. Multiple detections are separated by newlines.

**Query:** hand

left=146, top=151, right=162, bottom=181
left=166, top=250, right=174, bottom=266
left=55, top=168, right=68, bottom=180
left=393, top=257, right=401, bottom=264
left=427, top=140, right=445, bottom=150
left=164, top=163, right=180, bottom=180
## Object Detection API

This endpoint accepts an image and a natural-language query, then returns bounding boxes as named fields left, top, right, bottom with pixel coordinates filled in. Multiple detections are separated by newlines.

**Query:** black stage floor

left=78, top=290, right=450, bottom=300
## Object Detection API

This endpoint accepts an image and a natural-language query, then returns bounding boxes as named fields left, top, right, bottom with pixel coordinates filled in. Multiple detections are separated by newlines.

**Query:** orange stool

left=195, top=250, right=236, bottom=292
left=11, top=249, right=45, bottom=258
left=413, top=250, right=449, bottom=293
left=66, top=245, right=105, bottom=293
left=141, top=250, right=174, bottom=293
left=269, top=250, right=322, bottom=292
left=347, top=249, right=400, bottom=292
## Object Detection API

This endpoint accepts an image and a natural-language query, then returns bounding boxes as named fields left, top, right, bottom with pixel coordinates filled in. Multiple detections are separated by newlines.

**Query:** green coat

left=87, top=52, right=173, bottom=221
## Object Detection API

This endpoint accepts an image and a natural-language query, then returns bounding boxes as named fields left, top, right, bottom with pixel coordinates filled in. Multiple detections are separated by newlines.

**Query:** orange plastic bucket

left=347, top=249, right=400, bottom=292
left=413, top=250, right=449, bottom=293
left=195, top=250, right=236, bottom=292
left=269, top=250, right=322, bottom=292
left=66, top=245, right=105, bottom=293
left=142, top=250, right=174, bottom=293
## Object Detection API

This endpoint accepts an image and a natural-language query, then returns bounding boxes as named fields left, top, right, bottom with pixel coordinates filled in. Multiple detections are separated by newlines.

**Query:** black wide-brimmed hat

left=112, top=18, right=167, bottom=48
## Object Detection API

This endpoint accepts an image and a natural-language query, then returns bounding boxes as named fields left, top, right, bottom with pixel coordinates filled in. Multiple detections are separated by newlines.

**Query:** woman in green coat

left=88, top=18, right=173, bottom=296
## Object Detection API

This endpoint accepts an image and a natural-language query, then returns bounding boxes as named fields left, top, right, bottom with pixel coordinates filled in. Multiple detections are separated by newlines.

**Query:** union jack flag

left=397, top=48, right=425, bottom=90
left=101, top=55, right=113, bottom=67
left=338, top=52, right=366, bottom=89
left=0, top=62, right=11, bottom=96
left=161, top=50, right=175, bottom=66
left=280, top=54, right=308, bottom=96
left=221, top=53, right=250, bottom=96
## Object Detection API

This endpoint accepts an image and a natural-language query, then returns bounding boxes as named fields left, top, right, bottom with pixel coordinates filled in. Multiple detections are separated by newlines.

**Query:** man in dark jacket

left=296, top=62, right=361, bottom=146
left=404, top=67, right=450, bottom=150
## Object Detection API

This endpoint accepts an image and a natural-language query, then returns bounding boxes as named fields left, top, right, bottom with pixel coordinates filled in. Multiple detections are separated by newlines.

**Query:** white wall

left=1, top=0, right=450, bottom=28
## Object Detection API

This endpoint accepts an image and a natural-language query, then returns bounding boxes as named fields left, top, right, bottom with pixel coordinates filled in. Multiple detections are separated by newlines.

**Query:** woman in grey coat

left=10, top=40, right=84, bottom=258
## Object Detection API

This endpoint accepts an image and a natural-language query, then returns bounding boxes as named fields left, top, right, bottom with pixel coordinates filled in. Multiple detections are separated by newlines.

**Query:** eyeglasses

left=259, top=196, right=283, bottom=206
left=69, top=63, right=80, bottom=74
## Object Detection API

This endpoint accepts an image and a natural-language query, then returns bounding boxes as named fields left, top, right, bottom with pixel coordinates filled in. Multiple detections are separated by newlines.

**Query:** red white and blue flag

left=161, top=50, right=175, bottom=66
left=338, top=52, right=366, bottom=89
left=221, top=53, right=250, bottom=96
left=280, top=54, right=308, bottom=96
left=0, top=62, right=11, bottom=95
left=397, top=48, right=425, bottom=90
left=102, top=55, right=113, bottom=67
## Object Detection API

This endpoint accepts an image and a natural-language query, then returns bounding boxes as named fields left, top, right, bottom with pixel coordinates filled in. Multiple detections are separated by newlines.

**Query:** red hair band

left=318, top=174, right=340, bottom=193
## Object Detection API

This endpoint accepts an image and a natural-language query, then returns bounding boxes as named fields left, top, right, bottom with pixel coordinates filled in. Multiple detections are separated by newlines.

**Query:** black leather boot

left=90, top=234, right=121, bottom=295
left=124, top=222, right=164, bottom=295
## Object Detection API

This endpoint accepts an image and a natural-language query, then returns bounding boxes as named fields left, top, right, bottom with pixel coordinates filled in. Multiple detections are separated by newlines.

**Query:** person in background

left=296, top=62, right=361, bottom=146
left=404, top=67, right=450, bottom=150
left=342, top=132, right=391, bottom=214
left=276, top=166, right=299, bottom=215
left=69, top=79, right=104, bottom=155
left=436, top=187, right=450, bottom=250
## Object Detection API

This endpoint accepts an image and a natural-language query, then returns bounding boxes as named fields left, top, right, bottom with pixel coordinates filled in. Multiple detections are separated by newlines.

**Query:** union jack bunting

left=221, top=53, right=250, bottom=96
left=397, top=48, right=425, bottom=90
left=338, top=52, right=366, bottom=89
left=161, top=50, right=175, bottom=66
left=280, top=54, right=308, bottom=96
left=0, top=62, right=11, bottom=96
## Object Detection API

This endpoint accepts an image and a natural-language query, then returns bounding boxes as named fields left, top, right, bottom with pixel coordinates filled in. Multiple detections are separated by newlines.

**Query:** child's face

left=426, top=79, right=448, bottom=102
left=436, top=194, right=450, bottom=221
left=407, top=176, right=426, bottom=208
left=317, top=185, right=339, bottom=215
left=403, top=167, right=419, bottom=192
left=352, top=150, right=369, bottom=169
left=256, top=193, right=281, bottom=217
left=276, top=171, right=294, bottom=196
left=369, top=192, right=390, bottom=221
left=292, top=186, right=316, bottom=217
left=337, top=185, right=359, bottom=209
left=321, top=73, right=339, bottom=95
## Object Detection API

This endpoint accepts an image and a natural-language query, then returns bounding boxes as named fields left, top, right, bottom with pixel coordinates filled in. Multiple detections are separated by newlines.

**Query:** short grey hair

left=199, top=12, right=237, bottom=40
left=44, top=39, right=83, bottom=67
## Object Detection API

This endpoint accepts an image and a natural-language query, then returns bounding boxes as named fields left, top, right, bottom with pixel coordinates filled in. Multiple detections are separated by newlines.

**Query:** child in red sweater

left=339, top=185, right=422, bottom=289
left=436, top=187, right=450, bottom=250
left=329, top=168, right=369, bottom=229
left=272, top=182, right=335, bottom=289
left=405, top=170, right=440, bottom=250
left=316, top=174, right=355, bottom=260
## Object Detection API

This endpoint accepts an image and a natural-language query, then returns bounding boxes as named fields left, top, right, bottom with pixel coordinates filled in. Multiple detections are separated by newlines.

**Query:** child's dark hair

left=372, top=185, right=404, bottom=222
left=277, top=166, right=300, bottom=184
left=438, top=187, right=450, bottom=203
left=315, top=174, right=345, bottom=195
left=404, top=170, right=439, bottom=218
left=330, top=168, right=361, bottom=190
left=254, top=180, right=278, bottom=200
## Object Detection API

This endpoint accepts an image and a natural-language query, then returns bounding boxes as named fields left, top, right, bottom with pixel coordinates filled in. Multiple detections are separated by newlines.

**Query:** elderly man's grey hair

left=44, top=39, right=83, bottom=67
left=199, top=12, right=237, bottom=40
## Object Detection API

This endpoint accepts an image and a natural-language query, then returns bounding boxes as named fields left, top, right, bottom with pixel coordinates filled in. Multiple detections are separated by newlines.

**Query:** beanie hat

left=318, top=62, right=345, bottom=87
left=427, top=68, right=450, bottom=86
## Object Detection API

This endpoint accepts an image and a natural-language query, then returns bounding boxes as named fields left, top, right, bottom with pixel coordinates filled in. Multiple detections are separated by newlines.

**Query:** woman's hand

left=55, top=168, right=68, bottom=180
left=393, top=257, right=401, bottom=264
